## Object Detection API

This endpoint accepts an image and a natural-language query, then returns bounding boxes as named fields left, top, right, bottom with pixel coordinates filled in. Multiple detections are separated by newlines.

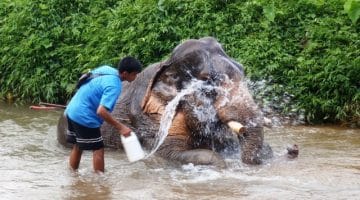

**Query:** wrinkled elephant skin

left=57, top=37, right=273, bottom=167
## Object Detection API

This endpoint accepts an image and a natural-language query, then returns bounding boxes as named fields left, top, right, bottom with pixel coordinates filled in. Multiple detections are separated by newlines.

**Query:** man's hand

left=97, top=105, right=132, bottom=137
left=119, top=126, right=131, bottom=137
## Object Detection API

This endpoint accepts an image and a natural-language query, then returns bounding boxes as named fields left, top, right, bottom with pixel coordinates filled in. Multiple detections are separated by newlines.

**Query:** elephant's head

left=140, top=37, right=267, bottom=165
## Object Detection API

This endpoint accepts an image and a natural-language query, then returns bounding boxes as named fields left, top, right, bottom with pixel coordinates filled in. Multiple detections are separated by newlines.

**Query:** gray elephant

left=58, top=37, right=277, bottom=167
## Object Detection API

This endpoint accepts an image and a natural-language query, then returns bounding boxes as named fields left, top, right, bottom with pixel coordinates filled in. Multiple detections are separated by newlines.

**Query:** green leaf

left=344, top=0, right=360, bottom=24
left=42, top=39, right=52, bottom=49
left=263, top=3, right=275, bottom=22
left=158, top=0, right=165, bottom=12
left=39, top=4, right=48, bottom=10
left=307, top=0, right=324, bottom=6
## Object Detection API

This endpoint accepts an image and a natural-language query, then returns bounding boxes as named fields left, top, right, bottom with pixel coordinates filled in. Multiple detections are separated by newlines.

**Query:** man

left=65, top=56, right=142, bottom=173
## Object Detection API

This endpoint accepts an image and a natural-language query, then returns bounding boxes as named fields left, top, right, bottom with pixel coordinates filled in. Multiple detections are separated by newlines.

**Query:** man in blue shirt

left=65, top=56, right=142, bottom=173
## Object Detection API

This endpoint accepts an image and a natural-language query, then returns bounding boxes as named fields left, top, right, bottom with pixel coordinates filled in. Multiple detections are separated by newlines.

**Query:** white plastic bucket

left=121, top=132, right=145, bottom=162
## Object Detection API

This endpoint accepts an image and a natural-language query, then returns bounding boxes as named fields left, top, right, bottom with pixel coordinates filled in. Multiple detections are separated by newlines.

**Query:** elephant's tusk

left=227, top=121, right=246, bottom=135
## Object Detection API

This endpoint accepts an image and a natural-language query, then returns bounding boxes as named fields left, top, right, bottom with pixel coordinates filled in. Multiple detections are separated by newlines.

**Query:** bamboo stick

left=39, top=102, right=67, bottom=109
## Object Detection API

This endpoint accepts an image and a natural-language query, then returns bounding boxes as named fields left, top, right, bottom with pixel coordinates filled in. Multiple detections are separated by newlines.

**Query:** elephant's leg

left=157, top=136, right=226, bottom=168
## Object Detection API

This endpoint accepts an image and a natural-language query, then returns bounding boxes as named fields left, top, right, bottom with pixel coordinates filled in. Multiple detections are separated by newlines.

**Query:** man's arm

left=97, top=105, right=131, bottom=136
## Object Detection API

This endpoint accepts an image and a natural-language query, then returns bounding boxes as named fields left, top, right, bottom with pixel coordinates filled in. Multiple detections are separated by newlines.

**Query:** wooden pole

left=39, top=102, right=66, bottom=109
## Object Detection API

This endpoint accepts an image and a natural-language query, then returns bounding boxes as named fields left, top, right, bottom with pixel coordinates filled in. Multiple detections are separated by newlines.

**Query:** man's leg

left=93, top=147, right=105, bottom=172
left=69, top=144, right=82, bottom=170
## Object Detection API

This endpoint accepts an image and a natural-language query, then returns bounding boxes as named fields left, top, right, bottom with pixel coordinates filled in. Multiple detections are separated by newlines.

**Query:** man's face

left=126, top=72, right=138, bottom=82
left=120, top=71, right=139, bottom=82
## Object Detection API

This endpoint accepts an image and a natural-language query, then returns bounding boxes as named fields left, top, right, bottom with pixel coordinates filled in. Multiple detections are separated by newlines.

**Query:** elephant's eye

left=209, top=73, right=227, bottom=86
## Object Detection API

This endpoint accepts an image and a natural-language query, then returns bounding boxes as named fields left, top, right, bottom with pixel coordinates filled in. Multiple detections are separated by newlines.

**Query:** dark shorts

left=66, top=116, right=104, bottom=150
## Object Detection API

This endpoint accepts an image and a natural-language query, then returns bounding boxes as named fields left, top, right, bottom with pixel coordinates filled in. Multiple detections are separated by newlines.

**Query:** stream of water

left=147, top=79, right=205, bottom=157
left=147, top=79, right=220, bottom=157
left=0, top=102, right=359, bottom=200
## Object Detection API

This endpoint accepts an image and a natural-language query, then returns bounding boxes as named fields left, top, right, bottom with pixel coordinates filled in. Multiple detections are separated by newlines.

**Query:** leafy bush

left=0, top=0, right=359, bottom=125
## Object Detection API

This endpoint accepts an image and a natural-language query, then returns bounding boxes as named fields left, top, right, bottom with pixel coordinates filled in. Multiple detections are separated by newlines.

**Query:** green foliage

left=344, top=0, right=360, bottom=24
left=0, top=0, right=359, bottom=125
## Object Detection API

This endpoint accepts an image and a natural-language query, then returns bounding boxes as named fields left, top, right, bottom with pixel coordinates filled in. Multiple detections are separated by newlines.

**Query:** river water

left=0, top=102, right=359, bottom=200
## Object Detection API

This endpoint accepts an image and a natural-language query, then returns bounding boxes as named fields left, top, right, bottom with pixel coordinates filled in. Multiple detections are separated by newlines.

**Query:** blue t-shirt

left=65, top=65, right=122, bottom=128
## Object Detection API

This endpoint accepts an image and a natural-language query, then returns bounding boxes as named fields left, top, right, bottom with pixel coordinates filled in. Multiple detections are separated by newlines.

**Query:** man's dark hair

left=118, top=56, right=142, bottom=73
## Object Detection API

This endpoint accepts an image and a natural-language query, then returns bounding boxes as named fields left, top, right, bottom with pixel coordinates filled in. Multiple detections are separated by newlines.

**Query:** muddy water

left=0, top=102, right=359, bottom=200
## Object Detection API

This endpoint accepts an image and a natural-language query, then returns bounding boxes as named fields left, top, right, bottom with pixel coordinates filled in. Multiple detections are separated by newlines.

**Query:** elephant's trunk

left=238, top=126, right=264, bottom=164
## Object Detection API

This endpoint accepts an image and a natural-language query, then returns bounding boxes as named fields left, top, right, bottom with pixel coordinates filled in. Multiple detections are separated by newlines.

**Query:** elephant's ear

left=141, top=60, right=172, bottom=110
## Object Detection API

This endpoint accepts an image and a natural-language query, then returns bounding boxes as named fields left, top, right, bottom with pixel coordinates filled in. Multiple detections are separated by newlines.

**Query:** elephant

left=57, top=37, right=277, bottom=167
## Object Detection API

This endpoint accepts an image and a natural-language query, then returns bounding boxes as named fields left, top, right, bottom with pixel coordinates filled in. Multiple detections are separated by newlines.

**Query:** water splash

left=146, top=79, right=211, bottom=157
left=247, top=78, right=305, bottom=126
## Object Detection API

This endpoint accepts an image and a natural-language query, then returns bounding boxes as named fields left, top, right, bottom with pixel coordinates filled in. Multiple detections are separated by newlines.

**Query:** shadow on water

left=0, top=102, right=359, bottom=199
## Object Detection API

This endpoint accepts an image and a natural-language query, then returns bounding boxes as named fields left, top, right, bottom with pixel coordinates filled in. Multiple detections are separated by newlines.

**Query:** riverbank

left=1, top=0, right=358, bottom=125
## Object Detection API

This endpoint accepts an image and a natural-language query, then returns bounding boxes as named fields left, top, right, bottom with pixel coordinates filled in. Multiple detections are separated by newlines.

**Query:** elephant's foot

left=177, top=149, right=226, bottom=168
left=156, top=136, right=226, bottom=168
left=158, top=148, right=226, bottom=168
